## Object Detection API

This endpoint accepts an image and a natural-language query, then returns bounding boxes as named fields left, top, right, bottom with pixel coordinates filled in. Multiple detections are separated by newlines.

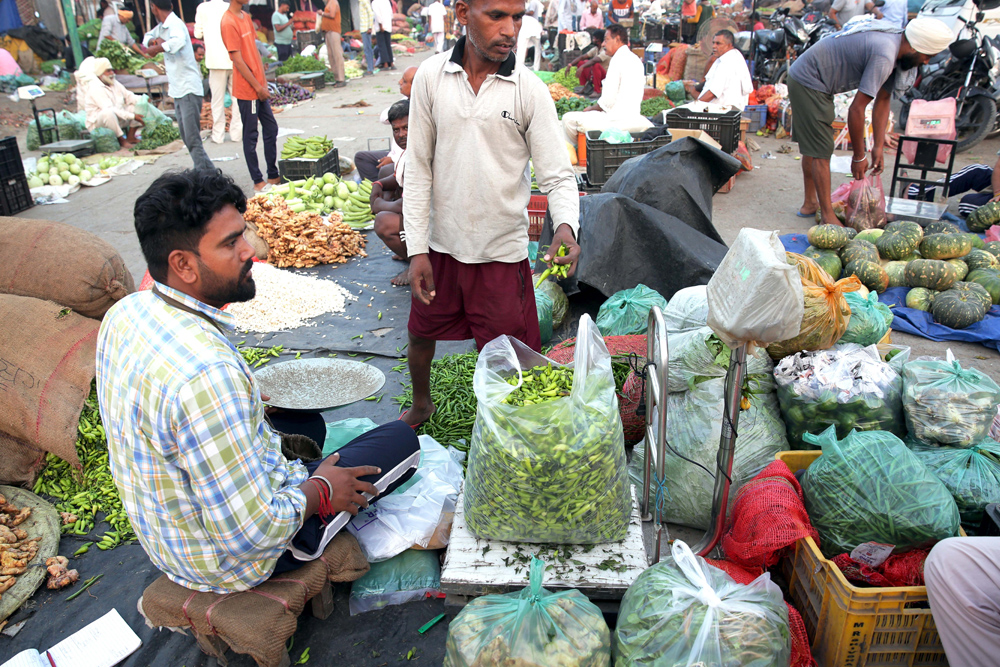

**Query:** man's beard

left=199, top=258, right=256, bottom=304
left=899, top=52, right=922, bottom=70
left=467, top=21, right=514, bottom=63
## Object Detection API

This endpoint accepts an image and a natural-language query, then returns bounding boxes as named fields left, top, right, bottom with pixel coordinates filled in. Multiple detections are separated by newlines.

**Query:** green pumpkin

left=905, top=287, right=936, bottom=311
left=898, top=252, right=923, bottom=263
left=845, top=259, right=889, bottom=293
left=854, top=228, right=885, bottom=245
left=964, top=248, right=999, bottom=271
left=905, top=259, right=958, bottom=290
left=932, top=288, right=988, bottom=328
left=885, top=261, right=909, bottom=287
left=966, top=201, right=1000, bottom=233
left=946, top=259, right=969, bottom=280
left=920, top=233, right=974, bottom=260
left=803, top=246, right=843, bottom=280
left=875, top=221, right=924, bottom=260
left=925, top=220, right=961, bottom=235
left=807, top=225, right=856, bottom=250
left=953, top=281, right=993, bottom=314
left=965, top=233, right=986, bottom=250
left=966, top=268, right=1000, bottom=305
left=840, top=239, right=880, bottom=266
left=985, top=241, right=1000, bottom=259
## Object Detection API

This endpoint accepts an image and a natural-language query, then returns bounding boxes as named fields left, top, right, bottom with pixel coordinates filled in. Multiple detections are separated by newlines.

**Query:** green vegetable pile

left=276, top=54, right=326, bottom=75
left=95, top=39, right=146, bottom=73
left=552, top=66, right=578, bottom=90
left=902, top=355, right=1000, bottom=448
left=394, top=351, right=479, bottom=453
left=134, top=121, right=180, bottom=151
left=639, top=96, right=675, bottom=117
left=555, top=96, right=589, bottom=118
left=801, top=426, right=961, bottom=557
left=500, top=364, right=572, bottom=406
left=281, top=135, right=333, bottom=160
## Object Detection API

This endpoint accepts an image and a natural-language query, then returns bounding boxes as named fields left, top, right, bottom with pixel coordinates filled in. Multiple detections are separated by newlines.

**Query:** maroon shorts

left=408, top=249, right=541, bottom=351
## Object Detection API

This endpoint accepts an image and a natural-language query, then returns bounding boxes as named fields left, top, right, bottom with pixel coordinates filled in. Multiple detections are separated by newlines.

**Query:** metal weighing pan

left=254, top=358, right=386, bottom=411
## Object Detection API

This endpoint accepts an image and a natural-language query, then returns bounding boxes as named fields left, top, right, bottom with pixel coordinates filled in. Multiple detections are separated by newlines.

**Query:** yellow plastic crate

left=774, top=450, right=954, bottom=667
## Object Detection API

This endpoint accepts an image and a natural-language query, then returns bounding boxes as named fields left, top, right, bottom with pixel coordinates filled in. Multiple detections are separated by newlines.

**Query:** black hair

left=134, top=169, right=245, bottom=282
left=606, top=24, right=628, bottom=46
left=387, top=99, right=409, bottom=123
left=592, top=28, right=605, bottom=44
left=715, top=29, right=735, bottom=45
left=150, top=0, right=172, bottom=11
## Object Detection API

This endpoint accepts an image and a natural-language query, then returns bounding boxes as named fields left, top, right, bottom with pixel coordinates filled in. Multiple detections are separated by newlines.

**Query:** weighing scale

left=18, top=85, right=95, bottom=157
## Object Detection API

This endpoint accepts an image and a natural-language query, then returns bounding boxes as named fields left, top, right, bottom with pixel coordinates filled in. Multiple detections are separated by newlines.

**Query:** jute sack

left=0, top=295, right=99, bottom=468
left=0, top=217, right=134, bottom=319
left=0, top=431, right=46, bottom=486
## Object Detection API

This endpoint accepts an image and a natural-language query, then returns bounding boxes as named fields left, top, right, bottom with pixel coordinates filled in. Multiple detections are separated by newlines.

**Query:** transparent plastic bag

left=666, top=326, right=773, bottom=393
left=845, top=173, right=887, bottom=231
left=135, top=94, right=169, bottom=130
left=537, top=278, right=569, bottom=330
left=907, top=437, right=1000, bottom=525
left=444, top=558, right=612, bottom=667
left=839, top=290, right=893, bottom=346
left=774, top=344, right=907, bottom=449
left=614, top=541, right=791, bottom=667
left=902, top=350, right=1000, bottom=448
left=535, top=285, right=554, bottom=346
left=662, top=284, right=708, bottom=332
left=347, top=435, right=463, bottom=562
left=349, top=549, right=440, bottom=615
left=801, top=425, right=961, bottom=557
left=464, top=315, right=631, bottom=544
left=766, top=254, right=862, bottom=360
left=596, top=284, right=668, bottom=337
left=707, top=229, right=804, bottom=349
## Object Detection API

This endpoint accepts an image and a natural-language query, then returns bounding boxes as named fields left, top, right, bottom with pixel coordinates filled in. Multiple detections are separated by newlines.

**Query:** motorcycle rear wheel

left=955, top=95, right=996, bottom=152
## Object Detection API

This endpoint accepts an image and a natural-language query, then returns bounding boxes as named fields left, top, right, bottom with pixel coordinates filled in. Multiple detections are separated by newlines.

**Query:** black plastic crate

left=0, top=136, right=24, bottom=179
left=0, top=173, right=33, bottom=216
left=299, top=71, right=326, bottom=90
left=585, top=130, right=672, bottom=187
left=295, top=30, right=324, bottom=50
left=664, top=106, right=743, bottom=153
left=278, top=147, right=340, bottom=181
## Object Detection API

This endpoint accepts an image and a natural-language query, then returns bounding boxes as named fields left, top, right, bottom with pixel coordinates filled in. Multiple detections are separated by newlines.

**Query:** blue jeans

left=572, top=15, right=581, bottom=31
left=361, top=32, right=375, bottom=71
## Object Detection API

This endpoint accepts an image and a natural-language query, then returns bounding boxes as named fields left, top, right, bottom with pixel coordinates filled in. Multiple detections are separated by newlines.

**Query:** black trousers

left=276, top=43, right=293, bottom=61
left=237, top=98, right=279, bottom=184
left=375, top=30, right=393, bottom=67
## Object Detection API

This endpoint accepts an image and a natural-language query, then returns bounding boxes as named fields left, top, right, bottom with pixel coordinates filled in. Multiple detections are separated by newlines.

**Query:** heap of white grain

left=226, top=262, right=356, bottom=332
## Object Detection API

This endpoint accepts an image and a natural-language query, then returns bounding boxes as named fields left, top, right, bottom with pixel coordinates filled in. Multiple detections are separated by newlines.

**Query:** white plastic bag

left=662, top=285, right=709, bottom=332
left=707, top=229, right=804, bottom=349
left=347, top=435, right=464, bottom=562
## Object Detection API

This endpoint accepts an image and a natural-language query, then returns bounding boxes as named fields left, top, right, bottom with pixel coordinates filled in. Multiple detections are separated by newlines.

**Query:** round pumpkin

left=845, top=259, right=889, bottom=293
left=875, top=221, right=924, bottom=260
left=807, top=225, right=856, bottom=250
left=964, top=248, right=999, bottom=271
left=920, top=233, right=974, bottom=260
left=905, top=287, right=936, bottom=312
left=984, top=241, right=1000, bottom=259
left=803, top=246, right=843, bottom=280
left=932, top=288, right=988, bottom=328
left=885, top=261, right=909, bottom=287
left=905, top=259, right=958, bottom=291
left=965, top=233, right=986, bottom=250
left=966, top=268, right=1000, bottom=305
left=854, top=228, right=885, bottom=245
left=840, top=239, right=879, bottom=266
left=953, top=281, right=993, bottom=314
left=946, top=259, right=969, bottom=280
left=926, top=220, right=961, bottom=235
left=967, top=201, right=1000, bottom=233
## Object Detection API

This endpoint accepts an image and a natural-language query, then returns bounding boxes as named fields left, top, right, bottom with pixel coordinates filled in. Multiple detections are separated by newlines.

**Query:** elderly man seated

left=80, top=57, right=145, bottom=148
left=95, top=169, right=420, bottom=593
left=684, top=30, right=753, bottom=109
left=562, top=24, right=651, bottom=142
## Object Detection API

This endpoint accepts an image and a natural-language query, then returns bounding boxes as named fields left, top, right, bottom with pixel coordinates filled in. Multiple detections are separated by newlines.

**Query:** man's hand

left=134, top=113, right=145, bottom=126
left=546, top=224, right=581, bottom=277
left=369, top=180, right=383, bottom=207
left=314, top=453, right=381, bottom=516
left=376, top=155, right=393, bottom=170
left=869, top=147, right=884, bottom=175
left=409, top=253, right=436, bottom=305
left=256, top=85, right=270, bottom=101
left=852, top=155, right=868, bottom=181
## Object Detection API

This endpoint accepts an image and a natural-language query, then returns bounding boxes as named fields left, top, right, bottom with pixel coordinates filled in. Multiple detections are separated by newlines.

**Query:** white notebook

left=2, top=609, right=141, bottom=667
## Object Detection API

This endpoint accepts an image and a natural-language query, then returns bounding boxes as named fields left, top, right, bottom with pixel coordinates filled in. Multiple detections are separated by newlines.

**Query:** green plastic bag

left=598, top=128, right=634, bottom=144
left=614, top=541, right=790, bottom=667
left=903, top=351, right=1000, bottom=448
left=664, top=79, right=688, bottom=104
left=801, top=425, right=961, bottom=557
left=444, top=558, right=612, bottom=667
left=907, top=437, right=1000, bottom=526
left=27, top=110, right=85, bottom=150
left=596, top=284, right=668, bottom=337
left=535, top=285, right=553, bottom=346
left=840, top=291, right=893, bottom=346
left=135, top=94, right=169, bottom=130
left=537, top=279, right=569, bottom=330
left=322, top=417, right=378, bottom=456
left=349, top=549, right=440, bottom=615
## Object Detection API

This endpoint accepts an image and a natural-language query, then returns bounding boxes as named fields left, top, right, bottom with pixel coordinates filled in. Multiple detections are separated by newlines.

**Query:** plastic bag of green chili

left=801, top=425, right=961, bottom=557
left=614, top=540, right=791, bottom=667
left=906, top=436, right=1000, bottom=526
left=444, top=557, right=612, bottom=667
left=465, top=315, right=631, bottom=544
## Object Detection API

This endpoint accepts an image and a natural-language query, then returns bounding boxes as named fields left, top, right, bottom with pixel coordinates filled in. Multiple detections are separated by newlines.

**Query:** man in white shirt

left=423, top=0, right=448, bottom=53
left=525, top=0, right=543, bottom=17
left=557, top=0, right=576, bottom=32
left=688, top=30, right=752, bottom=109
left=516, top=13, right=543, bottom=70
left=872, top=0, right=907, bottom=29
left=562, top=24, right=650, bottom=141
left=195, top=0, right=242, bottom=144
left=372, top=0, right=395, bottom=69
left=830, top=0, right=866, bottom=29
left=353, top=66, right=416, bottom=181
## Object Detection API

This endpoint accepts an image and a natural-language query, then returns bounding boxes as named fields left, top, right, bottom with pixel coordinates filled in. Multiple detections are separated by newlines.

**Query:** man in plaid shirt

left=96, top=169, right=419, bottom=592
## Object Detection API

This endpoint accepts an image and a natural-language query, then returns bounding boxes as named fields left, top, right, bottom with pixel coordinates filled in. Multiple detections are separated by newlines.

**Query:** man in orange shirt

left=321, top=0, right=347, bottom=87
left=221, top=0, right=279, bottom=191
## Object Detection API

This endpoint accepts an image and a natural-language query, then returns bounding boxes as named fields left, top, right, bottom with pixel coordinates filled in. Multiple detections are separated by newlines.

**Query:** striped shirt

left=95, top=282, right=308, bottom=593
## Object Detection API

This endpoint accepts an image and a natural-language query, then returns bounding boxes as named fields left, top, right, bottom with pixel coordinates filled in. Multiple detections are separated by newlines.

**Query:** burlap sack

left=0, top=431, right=46, bottom=486
left=0, top=217, right=134, bottom=319
left=0, top=296, right=98, bottom=468
left=140, top=533, right=368, bottom=667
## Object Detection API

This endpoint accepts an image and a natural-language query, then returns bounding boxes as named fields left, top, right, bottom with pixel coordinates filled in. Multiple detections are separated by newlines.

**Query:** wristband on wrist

left=852, top=156, right=867, bottom=163
left=308, top=477, right=335, bottom=525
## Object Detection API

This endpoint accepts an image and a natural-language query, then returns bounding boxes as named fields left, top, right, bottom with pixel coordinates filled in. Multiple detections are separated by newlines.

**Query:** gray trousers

left=925, top=537, right=1000, bottom=666
left=354, top=149, right=389, bottom=181
left=174, top=93, right=213, bottom=171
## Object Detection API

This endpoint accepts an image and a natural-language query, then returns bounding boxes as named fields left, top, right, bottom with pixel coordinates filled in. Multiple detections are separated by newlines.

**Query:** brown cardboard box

left=666, top=128, right=722, bottom=150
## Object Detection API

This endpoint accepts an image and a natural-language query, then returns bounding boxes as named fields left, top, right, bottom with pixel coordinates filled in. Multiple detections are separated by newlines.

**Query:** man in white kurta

left=696, top=30, right=753, bottom=109
left=516, top=14, right=544, bottom=70
left=562, top=24, right=651, bottom=142
left=422, top=0, right=448, bottom=53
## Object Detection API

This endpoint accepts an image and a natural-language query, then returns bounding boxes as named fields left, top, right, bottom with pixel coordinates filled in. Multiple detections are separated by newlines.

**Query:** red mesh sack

left=830, top=548, right=929, bottom=588
left=667, top=45, right=688, bottom=81
left=705, top=559, right=816, bottom=667
left=722, top=460, right=820, bottom=571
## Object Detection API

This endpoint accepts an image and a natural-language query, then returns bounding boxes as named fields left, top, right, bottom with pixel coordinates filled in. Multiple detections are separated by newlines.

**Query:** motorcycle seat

left=755, top=29, right=785, bottom=48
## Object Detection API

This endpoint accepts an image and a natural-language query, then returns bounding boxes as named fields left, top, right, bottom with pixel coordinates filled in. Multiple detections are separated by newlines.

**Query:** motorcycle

left=735, top=8, right=837, bottom=85
left=900, top=0, right=1000, bottom=152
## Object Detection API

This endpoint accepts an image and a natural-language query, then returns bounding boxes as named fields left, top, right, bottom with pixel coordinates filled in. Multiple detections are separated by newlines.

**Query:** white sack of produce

left=464, top=315, right=631, bottom=544
left=0, top=217, right=134, bottom=319
left=614, top=541, right=791, bottom=667
left=707, top=228, right=804, bottom=349
left=662, top=284, right=709, bottom=332
left=902, top=350, right=1000, bottom=448
left=347, top=435, right=463, bottom=562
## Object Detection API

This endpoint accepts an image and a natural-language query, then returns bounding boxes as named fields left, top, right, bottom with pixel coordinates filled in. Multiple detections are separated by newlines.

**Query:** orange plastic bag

left=767, top=254, right=862, bottom=360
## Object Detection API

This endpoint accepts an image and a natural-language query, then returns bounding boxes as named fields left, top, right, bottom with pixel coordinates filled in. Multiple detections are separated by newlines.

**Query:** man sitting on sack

left=80, top=57, right=145, bottom=149
left=683, top=30, right=752, bottom=109
left=96, top=169, right=420, bottom=593
left=562, top=24, right=650, bottom=142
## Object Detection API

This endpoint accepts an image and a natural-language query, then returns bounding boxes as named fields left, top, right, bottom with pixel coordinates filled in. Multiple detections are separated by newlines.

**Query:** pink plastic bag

left=902, top=98, right=956, bottom=165
left=845, top=174, right=887, bottom=231
left=831, top=182, right=852, bottom=205
left=986, top=225, right=1000, bottom=243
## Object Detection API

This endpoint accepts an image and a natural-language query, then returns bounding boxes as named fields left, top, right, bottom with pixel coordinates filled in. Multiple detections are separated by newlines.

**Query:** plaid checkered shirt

left=95, top=282, right=308, bottom=593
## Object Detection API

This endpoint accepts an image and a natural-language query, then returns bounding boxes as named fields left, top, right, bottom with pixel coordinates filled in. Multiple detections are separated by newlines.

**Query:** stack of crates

left=0, top=137, right=33, bottom=216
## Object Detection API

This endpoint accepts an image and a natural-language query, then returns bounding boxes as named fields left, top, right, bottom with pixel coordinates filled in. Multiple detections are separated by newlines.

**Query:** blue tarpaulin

left=779, top=232, right=1000, bottom=351
left=0, top=0, right=23, bottom=35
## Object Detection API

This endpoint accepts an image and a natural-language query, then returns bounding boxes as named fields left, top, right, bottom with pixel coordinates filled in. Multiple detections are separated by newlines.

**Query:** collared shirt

left=143, top=12, right=204, bottom=99
left=403, top=37, right=579, bottom=264
left=97, top=8, right=135, bottom=49
left=422, top=1, right=447, bottom=34
left=272, top=10, right=294, bottom=44
left=372, top=0, right=394, bottom=32
left=95, top=282, right=308, bottom=593
left=598, top=45, right=645, bottom=120
left=702, top=47, right=753, bottom=109
left=195, top=0, right=234, bottom=70
left=359, top=0, right=375, bottom=33
left=580, top=9, right=603, bottom=29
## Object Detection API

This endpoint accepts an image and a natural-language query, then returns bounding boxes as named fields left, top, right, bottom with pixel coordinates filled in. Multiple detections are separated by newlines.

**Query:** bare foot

left=253, top=181, right=267, bottom=191
left=391, top=254, right=406, bottom=262
left=798, top=206, right=817, bottom=216
left=821, top=217, right=845, bottom=227
left=402, top=401, right=435, bottom=426
left=391, top=268, right=410, bottom=286
left=267, top=177, right=281, bottom=186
